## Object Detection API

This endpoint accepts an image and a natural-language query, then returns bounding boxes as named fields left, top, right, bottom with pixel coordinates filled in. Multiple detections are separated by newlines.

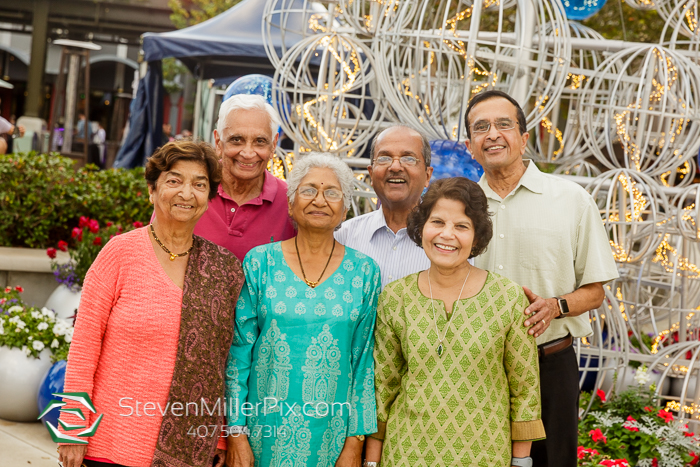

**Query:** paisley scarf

left=152, top=236, right=244, bottom=467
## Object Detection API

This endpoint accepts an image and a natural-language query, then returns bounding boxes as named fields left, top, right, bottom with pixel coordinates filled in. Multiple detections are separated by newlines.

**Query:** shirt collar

left=367, top=208, right=390, bottom=234
left=478, top=159, right=544, bottom=200
left=217, top=170, right=278, bottom=205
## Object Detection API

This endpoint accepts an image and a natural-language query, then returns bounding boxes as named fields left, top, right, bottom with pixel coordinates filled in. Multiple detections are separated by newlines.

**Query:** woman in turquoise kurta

left=225, top=153, right=381, bottom=467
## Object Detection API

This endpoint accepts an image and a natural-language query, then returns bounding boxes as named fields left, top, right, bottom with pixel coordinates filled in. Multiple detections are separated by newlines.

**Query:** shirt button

left=499, top=234, right=505, bottom=239
left=230, top=208, right=236, bottom=213
left=393, top=246, right=397, bottom=250
left=500, top=205, right=506, bottom=209
left=388, top=275, right=393, bottom=281
left=498, top=265, right=503, bottom=270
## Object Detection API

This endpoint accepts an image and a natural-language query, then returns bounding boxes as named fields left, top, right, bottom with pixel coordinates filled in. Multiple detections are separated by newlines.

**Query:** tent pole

left=193, top=71, right=203, bottom=140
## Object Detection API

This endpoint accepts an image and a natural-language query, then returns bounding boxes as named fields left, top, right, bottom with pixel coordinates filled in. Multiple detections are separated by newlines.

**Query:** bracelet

left=228, top=425, right=250, bottom=436
left=363, top=462, right=380, bottom=467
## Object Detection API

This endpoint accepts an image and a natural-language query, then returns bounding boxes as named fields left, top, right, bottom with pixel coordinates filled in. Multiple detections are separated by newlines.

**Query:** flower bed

left=0, top=152, right=151, bottom=249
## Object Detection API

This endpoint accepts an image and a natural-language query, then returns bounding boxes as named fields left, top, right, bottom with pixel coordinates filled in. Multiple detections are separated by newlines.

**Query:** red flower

left=133, top=221, right=144, bottom=228
left=57, top=240, right=68, bottom=252
left=599, top=460, right=629, bottom=467
left=106, top=221, right=113, bottom=227
left=46, top=247, right=57, bottom=259
left=690, top=451, right=700, bottom=466
left=3, top=286, right=10, bottom=293
left=652, top=458, right=658, bottom=467
left=623, top=415, right=639, bottom=432
left=657, top=409, right=674, bottom=423
left=577, top=446, right=599, bottom=459
left=71, top=227, right=83, bottom=241
left=78, top=216, right=89, bottom=228
left=14, top=286, right=23, bottom=293
left=628, top=329, right=633, bottom=337
left=644, top=406, right=654, bottom=412
left=88, top=219, right=99, bottom=233
left=93, top=237, right=102, bottom=246
left=589, top=428, right=607, bottom=444
left=686, top=431, right=695, bottom=437
left=136, top=191, right=142, bottom=197
left=596, top=389, right=607, bottom=403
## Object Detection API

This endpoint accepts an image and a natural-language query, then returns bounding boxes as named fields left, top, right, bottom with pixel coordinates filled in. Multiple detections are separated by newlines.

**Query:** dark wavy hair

left=407, top=177, right=493, bottom=259
left=145, top=140, right=221, bottom=200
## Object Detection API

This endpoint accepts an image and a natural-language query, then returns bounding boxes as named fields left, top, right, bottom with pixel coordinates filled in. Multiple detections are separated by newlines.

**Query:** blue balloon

left=429, top=140, right=484, bottom=183
left=223, top=74, right=291, bottom=136
left=37, top=360, right=66, bottom=431
left=563, top=0, right=606, bottom=21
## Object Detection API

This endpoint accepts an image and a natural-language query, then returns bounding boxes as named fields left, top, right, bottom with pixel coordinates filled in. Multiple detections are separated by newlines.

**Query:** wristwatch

left=229, top=425, right=250, bottom=436
left=511, top=456, right=533, bottom=467
left=555, top=296, right=570, bottom=319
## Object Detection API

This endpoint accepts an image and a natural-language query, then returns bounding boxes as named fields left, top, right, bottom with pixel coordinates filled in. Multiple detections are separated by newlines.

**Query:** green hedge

left=0, top=153, right=152, bottom=248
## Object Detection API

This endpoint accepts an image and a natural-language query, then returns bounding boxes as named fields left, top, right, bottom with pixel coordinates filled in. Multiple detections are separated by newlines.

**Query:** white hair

left=216, top=94, right=280, bottom=138
left=287, top=152, right=355, bottom=210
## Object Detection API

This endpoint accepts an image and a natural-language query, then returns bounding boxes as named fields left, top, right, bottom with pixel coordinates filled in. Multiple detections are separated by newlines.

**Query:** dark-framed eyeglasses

left=471, top=119, right=517, bottom=134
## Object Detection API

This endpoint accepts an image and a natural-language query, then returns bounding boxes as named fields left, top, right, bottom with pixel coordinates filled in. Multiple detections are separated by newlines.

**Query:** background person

left=465, top=90, right=619, bottom=467
left=225, top=152, right=381, bottom=467
left=366, top=177, right=545, bottom=467
left=58, top=141, right=244, bottom=467
left=335, top=125, right=433, bottom=287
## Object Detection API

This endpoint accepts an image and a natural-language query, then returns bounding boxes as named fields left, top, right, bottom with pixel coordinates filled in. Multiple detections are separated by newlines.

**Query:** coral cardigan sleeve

left=58, top=238, right=121, bottom=436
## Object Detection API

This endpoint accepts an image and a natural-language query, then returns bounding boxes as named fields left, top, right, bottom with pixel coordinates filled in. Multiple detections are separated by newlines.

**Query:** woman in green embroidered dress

left=366, top=177, right=545, bottom=467
left=225, top=152, right=381, bottom=467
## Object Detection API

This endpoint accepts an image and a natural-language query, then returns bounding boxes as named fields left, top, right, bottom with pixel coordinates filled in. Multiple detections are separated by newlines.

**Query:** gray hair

left=216, top=94, right=280, bottom=138
left=369, top=124, right=432, bottom=166
left=287, top=152, right=355, bottom=211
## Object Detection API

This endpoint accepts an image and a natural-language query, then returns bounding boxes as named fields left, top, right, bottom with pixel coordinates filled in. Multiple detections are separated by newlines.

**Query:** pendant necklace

left=427, top=265, right=471, bottom=357
left=150, top=224, right=194, bottom=261
left=295, top=236, right=335, bottom=288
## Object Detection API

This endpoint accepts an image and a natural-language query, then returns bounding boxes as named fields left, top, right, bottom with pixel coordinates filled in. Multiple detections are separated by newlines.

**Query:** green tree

left=168, top=0, right=243, bottom=29
left=581, top=0, right=667, bottom=43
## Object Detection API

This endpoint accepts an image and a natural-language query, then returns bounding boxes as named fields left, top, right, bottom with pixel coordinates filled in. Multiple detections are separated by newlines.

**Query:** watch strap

left=511, top=456, right=533, bottom=467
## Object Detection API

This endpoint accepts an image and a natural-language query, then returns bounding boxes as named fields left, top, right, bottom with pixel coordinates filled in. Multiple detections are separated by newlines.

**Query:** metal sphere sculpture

left=579, top=45, right=700, bottom=176
left=586, top=169, right=670, bottom=264
left=372, top=0, right=571, bottom=140
left=272, top=32, right=385, bottom=154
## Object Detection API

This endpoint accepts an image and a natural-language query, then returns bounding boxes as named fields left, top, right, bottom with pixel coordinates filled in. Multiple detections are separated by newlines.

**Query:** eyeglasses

left=373, top=155, right=419, bottom=167
left=471, top=119, right=517, bottom=134
left=297, top=185, right=344, bottom=202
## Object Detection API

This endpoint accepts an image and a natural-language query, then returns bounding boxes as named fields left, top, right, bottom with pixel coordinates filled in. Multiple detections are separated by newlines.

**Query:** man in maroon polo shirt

left=194, top=94, right=295, bottom=260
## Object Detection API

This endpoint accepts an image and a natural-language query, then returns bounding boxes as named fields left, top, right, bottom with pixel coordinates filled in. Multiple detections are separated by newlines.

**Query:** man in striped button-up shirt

left=335, top=125, right=433, bottom=288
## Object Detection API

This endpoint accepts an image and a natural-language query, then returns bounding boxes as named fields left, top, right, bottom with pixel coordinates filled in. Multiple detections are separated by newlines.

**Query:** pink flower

left=46, top=247, right=57, bottom=259
left=623, top=415, right=639, bottom=432
left=657, top=409, right=674, bottom=423
left=15, top=286, right=23, bottom=293
left=57, top=240, right=68, bottom=252
left=93, top=237, right=102, bottom=246
left=71, top=227, right=83, bottom=241
left=596, top=389, right=607, bottom=403
left=88, top=219, right=99, bottom=233
left=589, top=428, right=607, bottom=444
left=78, top=216, right=89, bottom=228
left=133, top=221, right=144, bottom=228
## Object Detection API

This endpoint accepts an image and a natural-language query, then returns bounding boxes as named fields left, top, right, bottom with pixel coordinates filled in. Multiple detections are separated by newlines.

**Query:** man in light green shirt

left=465, top=90, right=618, bottom=467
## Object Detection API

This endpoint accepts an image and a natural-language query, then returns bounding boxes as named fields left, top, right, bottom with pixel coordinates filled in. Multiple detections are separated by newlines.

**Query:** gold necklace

left=427, top=265, right=472, bottom=357
left=295, top=236, right=335, bottom=288
left=150, top=224, right=194, bottom=261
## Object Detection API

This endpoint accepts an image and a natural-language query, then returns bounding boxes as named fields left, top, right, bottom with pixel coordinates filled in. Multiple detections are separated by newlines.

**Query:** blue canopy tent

left=114, top=0, right=310, bottom=168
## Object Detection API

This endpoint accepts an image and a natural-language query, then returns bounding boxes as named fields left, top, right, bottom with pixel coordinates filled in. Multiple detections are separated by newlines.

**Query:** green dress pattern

left=374, top=272, right=545, bottom=467
left=225, top=242, right=381, bottom=467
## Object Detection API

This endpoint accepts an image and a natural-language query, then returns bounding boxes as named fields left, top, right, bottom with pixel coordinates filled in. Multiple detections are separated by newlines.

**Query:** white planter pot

left=0, top=346, right=53, bottom=421
left=44, top=284, right=82, bottom=320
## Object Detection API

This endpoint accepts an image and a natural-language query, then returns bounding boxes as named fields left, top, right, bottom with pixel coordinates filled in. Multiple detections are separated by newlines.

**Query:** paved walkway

left=0, top=418, right=57, bottom=466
